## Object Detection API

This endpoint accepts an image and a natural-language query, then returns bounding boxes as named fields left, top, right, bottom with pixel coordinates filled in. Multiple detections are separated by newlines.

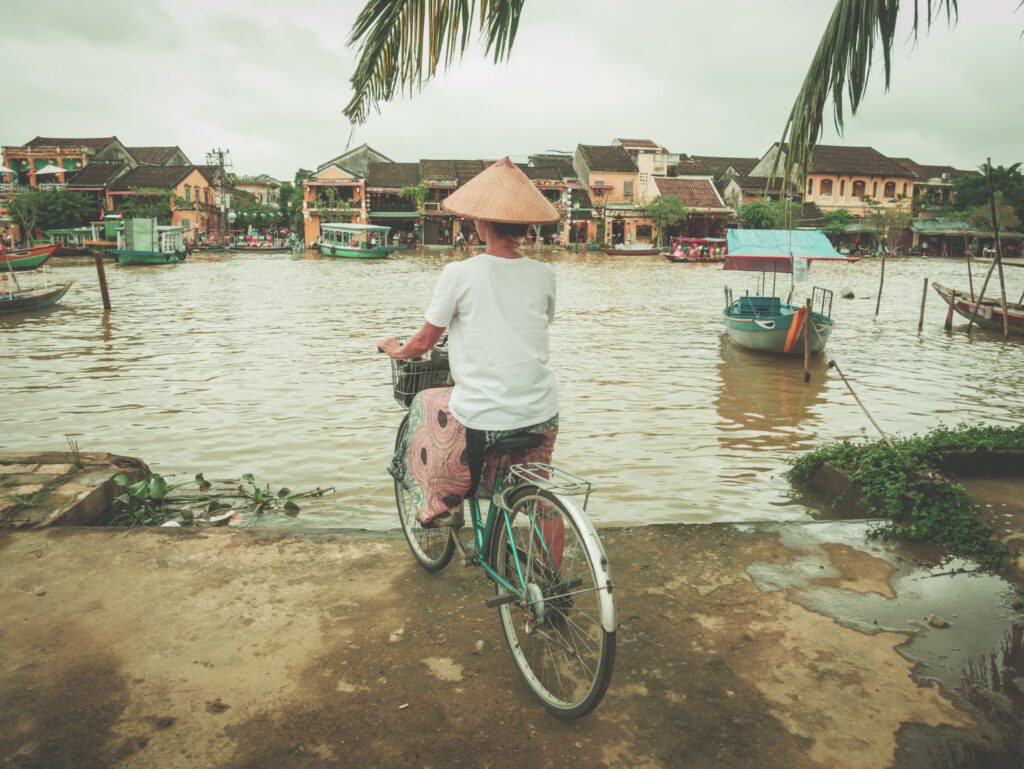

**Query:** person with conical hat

left=379, top=157, right=562, bottom=530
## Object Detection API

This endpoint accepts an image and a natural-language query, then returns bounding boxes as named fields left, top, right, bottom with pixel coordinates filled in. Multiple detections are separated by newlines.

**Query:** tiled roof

left=111, top=165, right=195, bottom=191
left=23, top=136, right=116, bottom=149
left=529, top=156, right=575, bottom=178
left=453, top=160, right=492, bottom=185
left=419, top=159, right=457, bottom=180
left=578, top=145, right=636, bottom=173
left=694, top=156, right=759, bottom=175
left=809, top=145, right=912, bottom=177
left=367, top=162, right=419, bottom=188
left=654, top=177, right=725, bottom=208
left=128, top=146, right=181, bottom=165
left=193, top=165, right=224, bottom=185
left=615, top=138, right=660, bottom=151
left=520, top=165, right=565, bottom=181
left=570, top=188, right=593, bottom=208
left=677, top=160, right=711, bottom=175
left=66, top=162, right=129, bottom=187
left=734, top=174, right=788, bottom=192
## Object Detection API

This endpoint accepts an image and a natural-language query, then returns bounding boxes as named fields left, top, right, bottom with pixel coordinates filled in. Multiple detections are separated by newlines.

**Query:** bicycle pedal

left=461, top=556, right=477, bottom=567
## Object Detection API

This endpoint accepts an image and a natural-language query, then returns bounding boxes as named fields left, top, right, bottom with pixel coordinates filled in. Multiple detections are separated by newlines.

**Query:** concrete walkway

left=2, top=519, right=1022, bottom=769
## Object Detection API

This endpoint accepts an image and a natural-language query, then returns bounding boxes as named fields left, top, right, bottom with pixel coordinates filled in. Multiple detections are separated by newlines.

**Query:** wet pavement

left=2, top=517, right=1022, bottom=768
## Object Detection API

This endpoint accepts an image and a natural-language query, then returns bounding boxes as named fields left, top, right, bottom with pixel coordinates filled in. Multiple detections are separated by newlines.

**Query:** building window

left=623, top=180, right=634, bottom=199
left=636, top=224, right=652, bottom=240
left=820, top=179, right=833, bottom=198
left=884, top=181, right=896, bottom=198
left=185, top=187, right=191, bottom=202
left=807, top=179, right=814, bottom=195
left=182, top=219, right=190, bottom=228
left=839, top=180, right=846, bottom=198
left=852, top=180, right=865, bottom=198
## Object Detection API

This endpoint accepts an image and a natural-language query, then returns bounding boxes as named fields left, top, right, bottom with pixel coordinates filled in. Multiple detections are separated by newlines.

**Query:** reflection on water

left=2, top=250, right=1022, bottom=529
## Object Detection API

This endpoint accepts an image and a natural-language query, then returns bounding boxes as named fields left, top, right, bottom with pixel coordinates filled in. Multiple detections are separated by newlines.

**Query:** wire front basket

left=388, top=348, right=451, bottom=408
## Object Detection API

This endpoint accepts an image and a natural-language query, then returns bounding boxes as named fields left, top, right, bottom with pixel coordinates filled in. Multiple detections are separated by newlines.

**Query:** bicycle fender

left=552, top=493, right=618, bottom=633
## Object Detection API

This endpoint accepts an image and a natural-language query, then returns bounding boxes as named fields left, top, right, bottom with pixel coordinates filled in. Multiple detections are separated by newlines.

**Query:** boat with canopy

left=317, top=223, right=403, bottom=258
left=722, top=229, right=858, bottom=355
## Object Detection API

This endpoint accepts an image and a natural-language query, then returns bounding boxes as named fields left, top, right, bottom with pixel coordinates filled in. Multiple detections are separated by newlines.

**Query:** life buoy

left=783, top=306, right=808, bottom=353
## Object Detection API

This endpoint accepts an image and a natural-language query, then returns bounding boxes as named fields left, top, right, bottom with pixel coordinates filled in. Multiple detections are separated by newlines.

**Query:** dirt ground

left=2, top=521, right=1022, bottom=769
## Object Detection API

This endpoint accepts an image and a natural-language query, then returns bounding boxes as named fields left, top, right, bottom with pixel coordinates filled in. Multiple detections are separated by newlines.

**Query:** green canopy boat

left=317, top=223, right=404, bottom=259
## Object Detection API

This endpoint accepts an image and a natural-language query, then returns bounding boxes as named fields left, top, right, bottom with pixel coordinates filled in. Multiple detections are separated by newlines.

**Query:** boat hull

left=601, top=247, right=661, bottom=256
left=1, top=244, right=60, bottom=271
left=723, top=300, right=834, bottom=354
left=665, top=254, right=724, bottom=263
left=0, top=281, right=72, bottom=315
left=229, top=246, right=291, bottom=253
left=932, top=282, right=1023, bottom=336
left=113, top=250, right=186, bottom=265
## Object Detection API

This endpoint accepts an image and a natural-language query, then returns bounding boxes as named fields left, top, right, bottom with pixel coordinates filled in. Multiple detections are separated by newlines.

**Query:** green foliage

left=400, top=183, right=428, bottom=210
left=232, top=195, right=282, bottom=228
left=953, top=162, right=1024, bottom=223
left=860, top=196, right=911, bottom=249
left=278, top=182, right=304, bottom=232
left=964, top=196, right=1020, bottom=232
left=7, top=189, right=44, bottom=244
left=821, top=208, right=852, bottom=240
left=294, top=168, right=313, bottom=186
left=787, top=423, right=1024, bottom=570
left=116, top=188, right=187, bottom=225
left=738, top=199, right=801, bottom=229
left=109, top=472, right=205, bottom=526
left=645, top=195, right=688, bottom=244
left=313, top=188, right=357, bottom=224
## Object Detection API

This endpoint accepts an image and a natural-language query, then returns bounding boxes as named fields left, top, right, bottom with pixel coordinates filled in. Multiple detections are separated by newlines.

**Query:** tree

left=861, top=196, right=911, bottom=254
left=278, top=182, right=305, bottom=233
left=645, top=196, right=688, bottom=245
left=35, top=190, right=97, bottom=231
left=965, top=197, right=1020, bottom=232
left=821, top=208, right=853, bottom=241
left=7, top=189, right=44, bottom=245
left=400, top=183, right=428, bottom=211
left=953, top=163, right=1024, bottom=225
left=737, top=199, right=801, bottom=230
left=116, top=188, right=187, bottom=224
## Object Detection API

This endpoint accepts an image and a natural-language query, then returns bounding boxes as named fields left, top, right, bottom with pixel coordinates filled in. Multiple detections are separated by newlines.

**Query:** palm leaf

left=773, top=0, right=957, bottom=191
left=344, top=0, right=524, bottom=124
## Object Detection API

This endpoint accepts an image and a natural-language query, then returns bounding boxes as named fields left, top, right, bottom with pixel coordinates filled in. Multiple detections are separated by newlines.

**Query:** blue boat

left=722, top=229, right=858, bottom=355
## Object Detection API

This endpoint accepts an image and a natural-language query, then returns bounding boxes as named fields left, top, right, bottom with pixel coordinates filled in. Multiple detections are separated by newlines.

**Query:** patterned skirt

left=387, top=387, right=558, bottom=525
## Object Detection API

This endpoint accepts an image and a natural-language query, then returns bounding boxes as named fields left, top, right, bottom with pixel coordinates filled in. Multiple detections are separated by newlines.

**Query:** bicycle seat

left=490, top=434, right=545, bottom=453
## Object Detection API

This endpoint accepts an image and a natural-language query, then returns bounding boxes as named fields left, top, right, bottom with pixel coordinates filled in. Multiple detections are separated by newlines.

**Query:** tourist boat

left=665, top=237, right=727, bottom=263
left=317, top=223, right=403, bottom=258
left=0, top=244, right=59, bottom=271
left=932, top=282, right=1023, bottom=336
left=43, top=227, right=93, bottom=256
left=112, top=219, right=187, bottom=265
left=722, top=229, right=858, bottom=355
left=600, top=243, right=662, bottom=256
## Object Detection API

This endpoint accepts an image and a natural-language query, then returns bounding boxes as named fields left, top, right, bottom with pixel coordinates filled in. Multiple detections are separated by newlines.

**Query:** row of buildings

left=1, top=134, right=982, bottom=253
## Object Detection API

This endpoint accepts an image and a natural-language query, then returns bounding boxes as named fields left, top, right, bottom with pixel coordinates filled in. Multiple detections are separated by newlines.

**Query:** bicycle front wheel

left=489, top=486, right=616, bottom=718
left=394, top=414, right=455, bottom=571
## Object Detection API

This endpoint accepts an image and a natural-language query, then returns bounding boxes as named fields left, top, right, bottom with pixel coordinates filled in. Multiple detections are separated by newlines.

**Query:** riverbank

left=2, top=456, right=1024, bottom=767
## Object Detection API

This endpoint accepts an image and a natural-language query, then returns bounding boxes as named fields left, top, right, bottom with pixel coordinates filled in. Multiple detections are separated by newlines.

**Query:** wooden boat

left=722, top=229, right=858, bottom=355
left=229, top=244, right=290, bottom=253
left=318, top=223, right=403, bottom=258
left=601, top=244, right=661, bottom=256
left=932, top=282, right=1023, bottom=336
left=0, top=280, right=72, bottom=314
left=665, top=237, right=727, bottom=263
left=112, top=219, right=187, bottom=265
left=0, top=244, right=59, bottom=271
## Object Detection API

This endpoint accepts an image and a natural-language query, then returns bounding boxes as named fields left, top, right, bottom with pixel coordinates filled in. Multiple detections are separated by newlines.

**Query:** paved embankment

left=2, top=520, right=1022, bottom=769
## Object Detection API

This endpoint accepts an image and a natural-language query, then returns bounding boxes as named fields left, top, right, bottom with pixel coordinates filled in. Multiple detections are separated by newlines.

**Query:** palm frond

left=344, top=0, right=524, bottom=125
left=774, top=0, right=957, bottom=191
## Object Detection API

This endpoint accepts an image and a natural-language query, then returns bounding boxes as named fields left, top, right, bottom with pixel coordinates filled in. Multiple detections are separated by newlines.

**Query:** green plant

left=110, top=472, right=205, bottom=526
left=787, top=422, right=1023, bottom=570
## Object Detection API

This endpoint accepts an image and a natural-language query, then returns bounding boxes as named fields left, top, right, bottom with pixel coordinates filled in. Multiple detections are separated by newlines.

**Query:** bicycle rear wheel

left=394, top=414, right=455, bottom=571
left=489, top=485, right=616, bottom=718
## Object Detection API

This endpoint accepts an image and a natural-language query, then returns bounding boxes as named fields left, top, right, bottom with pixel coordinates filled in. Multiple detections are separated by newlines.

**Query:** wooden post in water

left=803, top=298, right=811, bottom=382
left=918, top=277, right=928, bottom=332
left=966, top=247, right=974, bottom=298
left=943, top=288, right=955, bottom=331
left=93, top=250, right=111, bottom=310
left=874, top=253, right=886, bottom=316
left=985, top=157, right=1010, bottom=340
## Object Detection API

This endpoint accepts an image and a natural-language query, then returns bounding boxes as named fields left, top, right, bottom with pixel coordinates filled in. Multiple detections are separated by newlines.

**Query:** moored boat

left=665, top=237, right=727, bottom=263
left=229, top=244, right=291, bottom=253
left=601, top=243, right=661, bottom=256
left=318, top=223, right=403, bottom=258
left=0, top=280, right=73, bottom=315
left=0, top=244, right=59, bottom=271
left=932, top=282, right=1023, bottom=336
left=722, top=229, right=858, bottom=355
left=112, top=218, right=187, bottom=265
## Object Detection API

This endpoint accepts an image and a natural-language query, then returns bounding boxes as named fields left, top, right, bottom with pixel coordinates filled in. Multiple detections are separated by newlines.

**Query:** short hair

left=491, top=222, right=529, bottom=239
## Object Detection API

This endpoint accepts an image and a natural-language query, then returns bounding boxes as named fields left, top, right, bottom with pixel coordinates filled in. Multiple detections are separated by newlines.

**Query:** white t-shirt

left=425, top=253, right=557, bottom=430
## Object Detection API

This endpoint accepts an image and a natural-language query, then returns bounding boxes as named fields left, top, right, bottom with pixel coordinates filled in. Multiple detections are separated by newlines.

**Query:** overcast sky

left=4, top=0, right=1021, bottom=181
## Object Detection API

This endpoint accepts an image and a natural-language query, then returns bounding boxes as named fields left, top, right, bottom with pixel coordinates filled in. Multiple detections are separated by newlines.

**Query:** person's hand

left=377, top=337, right=401, bottom=357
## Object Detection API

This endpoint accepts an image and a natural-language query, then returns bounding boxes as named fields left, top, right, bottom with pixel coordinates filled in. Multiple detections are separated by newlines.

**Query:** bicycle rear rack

left=496, top=463, right=596, bottom=511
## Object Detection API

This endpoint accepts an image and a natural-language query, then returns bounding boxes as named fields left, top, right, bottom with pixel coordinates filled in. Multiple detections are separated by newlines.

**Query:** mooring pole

left=94, top=250, right=111, bottom=311
left=874, top=253, right=886, bottom=316
left=985, top=157, right=1010, bottom=340
left=918, top=277, right=928, bottom=332
left=803, top=298, right=812, bottom=382
left=943, top=288, right=955, bottom=331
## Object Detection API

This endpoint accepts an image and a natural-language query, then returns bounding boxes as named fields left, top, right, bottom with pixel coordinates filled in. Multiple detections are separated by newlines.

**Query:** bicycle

left=383, top=342, right=617, bottom=718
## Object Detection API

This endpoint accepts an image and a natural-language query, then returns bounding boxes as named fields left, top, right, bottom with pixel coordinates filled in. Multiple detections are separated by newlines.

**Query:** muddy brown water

left=2, top=249, right=1022, bottom=529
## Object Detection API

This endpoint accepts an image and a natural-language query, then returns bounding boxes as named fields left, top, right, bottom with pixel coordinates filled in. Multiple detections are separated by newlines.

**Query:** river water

left=3, top=248, right=1022, bottom=530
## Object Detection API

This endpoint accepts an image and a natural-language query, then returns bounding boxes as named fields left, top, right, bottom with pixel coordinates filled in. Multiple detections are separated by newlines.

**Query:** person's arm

left=378, top=321, right=445, bottom=359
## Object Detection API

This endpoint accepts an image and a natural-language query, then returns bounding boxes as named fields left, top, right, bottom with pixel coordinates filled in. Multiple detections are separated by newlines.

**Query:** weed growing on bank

left=787, top=423, right=1024, bottom=571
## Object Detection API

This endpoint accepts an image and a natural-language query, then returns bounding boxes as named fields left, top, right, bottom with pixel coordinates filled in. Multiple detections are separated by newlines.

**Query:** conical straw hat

left=441, top=157, right=559, bottom=224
